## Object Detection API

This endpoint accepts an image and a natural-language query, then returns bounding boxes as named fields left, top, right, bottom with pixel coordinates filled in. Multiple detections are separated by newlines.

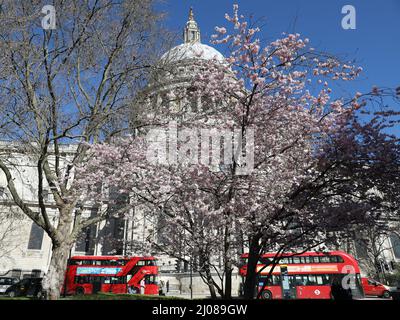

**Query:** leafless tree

left=0, top=0, right=171, bottom=299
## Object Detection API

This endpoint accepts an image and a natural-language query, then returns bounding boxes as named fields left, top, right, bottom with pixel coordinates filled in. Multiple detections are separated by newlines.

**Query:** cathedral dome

left=161, top=42, right=225, bottom=63
left=160, top=8, right=225, bottom=64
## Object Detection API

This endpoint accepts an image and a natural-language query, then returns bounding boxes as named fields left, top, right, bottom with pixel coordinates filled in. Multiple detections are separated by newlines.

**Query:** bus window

left=280, top=258, right=288, bottom=264
left=75, top=276, right=91, bottom=284
left=320, top=256, right=330, bottom=263
left=321, top=274, right=331, bottom=285
left=293, top=257, right=301, bottom=264
left=260, top=275, right=280, bottom=286
left=328, top=256, right=337, bottom=263
left=280, top=257, right=293, bottom=264
left=308, top=275, right=317, bottom=285
left=110, top=276, right=126, bottom=284
left=304, top=256, right=310, bottom=263
left=117, top=260, right=127, bottom=266
left=144, top=275, right=158, bottom=285
left=336, top=256, right=344, bottom=263
left=294, top=275, right=305, bottom=285
left=310, top=257, right=320, bottom=263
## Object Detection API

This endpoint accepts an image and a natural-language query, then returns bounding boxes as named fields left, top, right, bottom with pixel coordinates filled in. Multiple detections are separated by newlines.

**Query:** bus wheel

left=75, top=287, right=85, bottom=295
left=382, top=291, right=391, bottom=299
left=261, top=290, right=272, bottom=300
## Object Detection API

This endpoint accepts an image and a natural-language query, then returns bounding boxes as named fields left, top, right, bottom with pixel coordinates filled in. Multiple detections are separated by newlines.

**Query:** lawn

left=1, top=292, right=184, bottom=300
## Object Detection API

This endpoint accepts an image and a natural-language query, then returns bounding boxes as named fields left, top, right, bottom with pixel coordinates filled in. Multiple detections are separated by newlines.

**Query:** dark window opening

left=27, top=223, right=44, bottom=250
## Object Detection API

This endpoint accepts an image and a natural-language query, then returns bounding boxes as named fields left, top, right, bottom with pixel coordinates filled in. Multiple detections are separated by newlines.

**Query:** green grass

left=0, top=296, right=31, bottom=300
left=0, top=292, right=184, bottom=300
left=63, top=292, right=184, bottom=300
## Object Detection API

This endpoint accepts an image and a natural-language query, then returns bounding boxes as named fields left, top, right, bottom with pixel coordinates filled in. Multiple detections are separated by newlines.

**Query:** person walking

left=159, top=280, right=165, bottom=296
left=140, top=278, right=146, bottom=295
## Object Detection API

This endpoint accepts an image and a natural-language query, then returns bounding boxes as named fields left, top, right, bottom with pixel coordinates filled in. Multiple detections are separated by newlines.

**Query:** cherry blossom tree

left=76, top=5, right=400, bottom=299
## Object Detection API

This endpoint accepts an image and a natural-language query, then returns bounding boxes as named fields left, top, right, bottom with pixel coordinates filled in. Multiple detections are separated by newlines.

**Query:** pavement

left=165, top=292, right=392, bottom=300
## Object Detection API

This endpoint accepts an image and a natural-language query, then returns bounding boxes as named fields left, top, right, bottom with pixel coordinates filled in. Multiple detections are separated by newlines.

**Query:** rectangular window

left=293, top=257, right=301, bottom=264
left=310, top=256, right=320, bottom=263
left=144, top=275, right=157, bottom=285
left=355, top=238, right=369, bottom=259
left=280, top=258, right=288, bottom=264
left=295, top=275, right=304, bottom=285
left=322, top=274, right=331, bottom=285
left=320, top=256, right=330, bottom=263
left=27, top=223, right=44, bottom=250
left=390, top=233, right=400, bottom=259
left=74, top=209, right=96, bottom=254
left=316, top=275, right=324, bottom=285
left=329, top=256, right=337, bottom=263
left=308, top=275, right=318, bottom=285
left=0, top=186, right=5, bottom=197
left=104, top=277, right=111, bottom=284
left=42, top=189, right=49, bottom=202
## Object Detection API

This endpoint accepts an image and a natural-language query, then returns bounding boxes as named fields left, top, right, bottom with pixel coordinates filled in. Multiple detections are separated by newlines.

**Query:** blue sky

left=157, top=0, right=400, bottom=125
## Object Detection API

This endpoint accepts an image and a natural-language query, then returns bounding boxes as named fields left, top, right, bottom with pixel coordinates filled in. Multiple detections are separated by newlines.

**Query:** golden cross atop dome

left=188, top=7, right=194, bottom=21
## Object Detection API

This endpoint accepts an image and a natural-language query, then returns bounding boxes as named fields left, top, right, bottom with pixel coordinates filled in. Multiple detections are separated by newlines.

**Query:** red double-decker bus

left=239, top=251, right=364, bottom=299
left=62, top=256, right=159, bottom=295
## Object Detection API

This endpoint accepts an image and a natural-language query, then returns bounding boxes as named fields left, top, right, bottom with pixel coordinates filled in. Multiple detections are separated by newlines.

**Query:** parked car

left=361, top=277, right=391, bottom=298
left=5, top=277, right=43, bottom=299
left=0, top=277, right=19, bottom=294
left=389, top=281, right=400, bottom=300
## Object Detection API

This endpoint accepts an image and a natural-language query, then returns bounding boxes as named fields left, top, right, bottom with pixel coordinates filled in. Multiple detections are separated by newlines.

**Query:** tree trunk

left=43, top=241, right=72, bottom=300
left=224, top=261, right=232, bottom=299
left=203, top=266, right=218, bottom=299
left=223, top=224, right=232, bottom=299
left=243, top=234, right=261, bottom=299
